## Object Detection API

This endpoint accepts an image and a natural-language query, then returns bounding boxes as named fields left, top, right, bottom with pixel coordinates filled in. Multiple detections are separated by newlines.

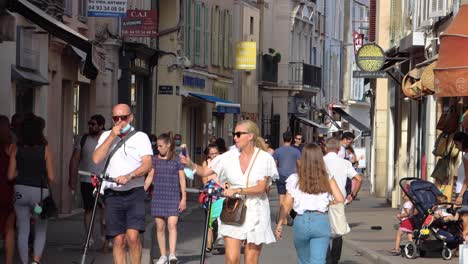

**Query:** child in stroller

left=399, top=177, right=464, bottom=260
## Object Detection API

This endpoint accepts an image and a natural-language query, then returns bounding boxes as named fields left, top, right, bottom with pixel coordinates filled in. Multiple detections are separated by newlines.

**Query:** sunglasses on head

left=232, top=131, right=249, bottom=138
left=112, top=114, right=130, bottom=122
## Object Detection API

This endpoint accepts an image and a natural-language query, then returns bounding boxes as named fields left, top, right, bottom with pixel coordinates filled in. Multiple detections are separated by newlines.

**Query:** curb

left=343, top=237, right=394, bottom=264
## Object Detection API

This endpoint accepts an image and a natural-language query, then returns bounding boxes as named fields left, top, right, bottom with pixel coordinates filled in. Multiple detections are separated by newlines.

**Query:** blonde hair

left=297, top=143, right=331, bottom=194
left=257, top=137, right=268, bottom=151
left=236, top=120, right=264, bottom=149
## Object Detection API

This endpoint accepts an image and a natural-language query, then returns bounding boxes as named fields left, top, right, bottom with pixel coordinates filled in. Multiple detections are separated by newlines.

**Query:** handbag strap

left=245, top=148, right=260, bottom=188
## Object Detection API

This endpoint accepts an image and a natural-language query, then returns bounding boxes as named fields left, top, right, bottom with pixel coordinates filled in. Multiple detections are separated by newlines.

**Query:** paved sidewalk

left=344, top=192, right=458, bottom=264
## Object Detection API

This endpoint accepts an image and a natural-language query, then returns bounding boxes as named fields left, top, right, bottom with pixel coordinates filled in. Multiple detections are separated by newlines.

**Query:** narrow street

left=17, top=189, right=371, bottom=264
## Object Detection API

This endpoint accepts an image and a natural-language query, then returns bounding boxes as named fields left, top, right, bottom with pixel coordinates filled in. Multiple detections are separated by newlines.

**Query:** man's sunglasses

left=88, top=121, right=98, bottom=126
left=232, top=131, right=249, bottom=138
left=112, top=115, right=130, bottom=122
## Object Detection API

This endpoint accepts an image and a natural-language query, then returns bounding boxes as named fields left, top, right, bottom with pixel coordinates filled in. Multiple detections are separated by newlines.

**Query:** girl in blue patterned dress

left=146, top=132, right=186, bottom=264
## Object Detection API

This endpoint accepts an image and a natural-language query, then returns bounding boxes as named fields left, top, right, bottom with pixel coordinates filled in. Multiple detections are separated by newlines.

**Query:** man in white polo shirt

left=93, top=104, right=153, bottom=264
left=323, top=137, right=362, bottom=264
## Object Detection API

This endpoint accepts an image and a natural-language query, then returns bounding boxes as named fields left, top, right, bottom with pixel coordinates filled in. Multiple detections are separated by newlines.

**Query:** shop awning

left=294, top=115, right=327, bottom=129
left=11, top=65, right=48, bottom=86
left=434, top=4, right=468, bottom=97
left=188, top=92, right=240, bottom=114
left=8, top=0, right=101, bottom=79
left=332, top=107, right=370, bottom=132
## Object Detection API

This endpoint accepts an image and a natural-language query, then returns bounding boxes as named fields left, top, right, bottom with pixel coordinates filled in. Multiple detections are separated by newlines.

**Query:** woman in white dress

left=180, top=120, right=278, bottom=264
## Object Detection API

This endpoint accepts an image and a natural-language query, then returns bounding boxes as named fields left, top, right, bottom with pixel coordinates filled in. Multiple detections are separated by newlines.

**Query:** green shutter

left=204, top=5, right=210, bottom=65
left=185, top=0, right=191, bottom=59
left=194, top=2, right=201, bottom=65
left=211, top=6, right=217, bottom=65
left=218, top=8, right=223, bottom=67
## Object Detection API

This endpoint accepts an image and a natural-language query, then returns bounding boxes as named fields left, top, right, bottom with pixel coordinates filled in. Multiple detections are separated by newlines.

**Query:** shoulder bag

left=220, top=149, right=260, bottom=226
left=329, top=202, right=351, bottom=237
left=40, top=145, right=58, bottom=219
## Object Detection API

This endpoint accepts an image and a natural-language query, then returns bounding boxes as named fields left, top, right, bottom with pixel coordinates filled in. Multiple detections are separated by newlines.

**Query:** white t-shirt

left=323, top=152, right=358, bottom=197
left=400, top=201, right=414, bottom=221
left=96, top=128, right=153, bottom=191
left=286, top=173, right=331, bottom=214
left=456, top=152, right=468, bottom=193
left=73, top=134, right=104, bottom=183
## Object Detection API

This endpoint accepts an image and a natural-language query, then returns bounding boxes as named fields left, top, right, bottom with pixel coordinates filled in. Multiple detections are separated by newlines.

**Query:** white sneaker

left=168, top=254, right=178, bottom=264
left=156, top=255, right=168, bottom=264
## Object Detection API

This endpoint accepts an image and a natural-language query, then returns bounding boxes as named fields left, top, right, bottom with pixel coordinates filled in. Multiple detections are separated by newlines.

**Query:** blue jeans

left=293, top=211, right=331, bottom=264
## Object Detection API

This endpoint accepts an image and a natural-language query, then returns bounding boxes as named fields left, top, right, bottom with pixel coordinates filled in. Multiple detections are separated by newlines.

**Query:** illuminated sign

left=235, top=42, right=256, bottom=70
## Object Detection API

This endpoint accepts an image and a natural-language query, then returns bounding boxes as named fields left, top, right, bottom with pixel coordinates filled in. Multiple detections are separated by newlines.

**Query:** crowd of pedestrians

left=0, top=104, right=367, bottom=264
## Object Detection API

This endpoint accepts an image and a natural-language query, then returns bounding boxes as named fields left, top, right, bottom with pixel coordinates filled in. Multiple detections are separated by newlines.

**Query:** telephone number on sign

left=88, top=5, right=125, bottom=12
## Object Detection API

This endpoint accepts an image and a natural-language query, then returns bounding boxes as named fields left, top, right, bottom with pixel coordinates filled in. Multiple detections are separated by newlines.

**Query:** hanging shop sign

left=355, top=43, right=385, bottom=72
left=122, top=9, right=157, bottom=37
left=87, top=0, right=127, bottom=17
left=353, top=71, right=387, bottom=78
left=235, top=42, right=257, bottom=70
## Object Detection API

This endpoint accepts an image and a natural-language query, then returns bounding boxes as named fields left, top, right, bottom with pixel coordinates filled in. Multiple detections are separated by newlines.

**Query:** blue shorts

left=276, top=178, right=287, bottom=195
left=104, top=187, right=146, bottom=238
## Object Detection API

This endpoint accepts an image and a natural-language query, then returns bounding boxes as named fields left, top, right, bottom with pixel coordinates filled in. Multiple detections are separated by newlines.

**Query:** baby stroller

left=399, top=177, right=464, bottom=260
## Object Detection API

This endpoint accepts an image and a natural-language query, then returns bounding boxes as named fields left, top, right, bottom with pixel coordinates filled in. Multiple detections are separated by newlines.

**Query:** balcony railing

left=289, top=62, right=322, bottom=89
left=258, top=54, right=278, bottom=84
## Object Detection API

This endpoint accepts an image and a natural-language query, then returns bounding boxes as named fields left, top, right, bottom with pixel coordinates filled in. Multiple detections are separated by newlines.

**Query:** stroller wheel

left=441, top=247, right=452, bottom=260
left=403, top=241, right=418, bottom=259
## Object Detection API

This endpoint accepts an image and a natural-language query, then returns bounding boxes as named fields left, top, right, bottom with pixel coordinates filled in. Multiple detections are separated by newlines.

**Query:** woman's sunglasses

left=232, top=131, right=249, bottom=138
left=112, top=115, right=130, bottom=122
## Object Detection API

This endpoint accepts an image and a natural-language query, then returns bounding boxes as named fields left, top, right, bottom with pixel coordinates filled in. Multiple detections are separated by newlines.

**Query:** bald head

left=113, top=104, right=132, bottom=116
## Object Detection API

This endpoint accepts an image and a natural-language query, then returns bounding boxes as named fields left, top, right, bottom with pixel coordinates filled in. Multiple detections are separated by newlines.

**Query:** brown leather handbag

left=220, top=149, right=260, bottom=226
left=436, top=105, right=459, bottom=133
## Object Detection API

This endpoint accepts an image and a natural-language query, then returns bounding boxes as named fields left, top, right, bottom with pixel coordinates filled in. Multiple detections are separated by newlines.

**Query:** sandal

left=205, top=247, right=212, bottom=253
left=389, top=249, right=401, bottom=256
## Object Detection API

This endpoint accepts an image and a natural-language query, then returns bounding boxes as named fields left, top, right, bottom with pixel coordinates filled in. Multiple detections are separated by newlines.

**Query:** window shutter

left=211, top=6, right=217, bottom=65
left=18, top=28, right=40, bottom=71
left=223, top=10, right=229, bottom=68
left=194, top=2, right=201, bottom=65
left=64, top=0, right=72, bottom=16
left=368, top=0, right=376, bottom=42
left=429, top=0, right=447, bottom=18
left=228, top=12, right=233, bottom=68
left=185, top=0, right=192, bottom=60
left=204, top=5, right=210, bottom=65
left=218, top=8, right=223, bottom=67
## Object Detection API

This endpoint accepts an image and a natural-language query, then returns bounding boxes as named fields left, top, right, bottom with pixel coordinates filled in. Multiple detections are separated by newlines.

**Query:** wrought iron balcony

left=289, top=62, right=322, bottom=89
left=258, top=54, right=279, bottom=85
